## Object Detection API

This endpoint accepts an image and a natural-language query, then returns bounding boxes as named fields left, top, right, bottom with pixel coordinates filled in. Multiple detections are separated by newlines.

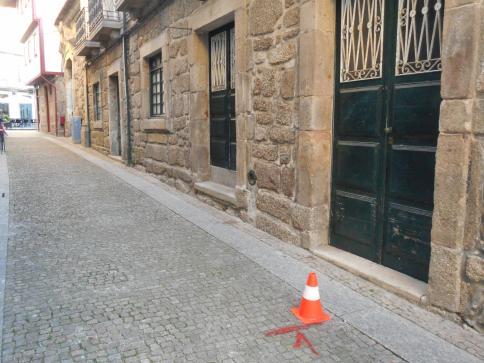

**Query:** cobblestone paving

left=233, top=222, right=484, bottom=360
left=1, top=136, right=406, bottom=362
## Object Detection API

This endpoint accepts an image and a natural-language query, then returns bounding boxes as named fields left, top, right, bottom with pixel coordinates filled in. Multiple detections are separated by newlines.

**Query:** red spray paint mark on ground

left=265, top=323, right=322, bottom=356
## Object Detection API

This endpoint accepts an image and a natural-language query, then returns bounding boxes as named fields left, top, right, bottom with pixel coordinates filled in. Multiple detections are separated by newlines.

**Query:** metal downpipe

left=122, top=13, right=132, bottom=166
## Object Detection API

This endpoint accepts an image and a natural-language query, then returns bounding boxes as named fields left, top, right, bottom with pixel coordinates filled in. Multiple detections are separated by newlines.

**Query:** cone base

left=291, top=306, right=331, bottom=325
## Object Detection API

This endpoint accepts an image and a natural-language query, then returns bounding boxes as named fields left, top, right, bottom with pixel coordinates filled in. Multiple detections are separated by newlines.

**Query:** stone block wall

left=427, top=0, right=484, bottom=332
left=57, top=9, right=88, bottom=142
left=87, top=46, right=124, bottom=155
left=248, top=0, right=300, bottom=244
left=122, top=0, right=202, bottom=191
left=37, top=86, right=49, bottom=133
left=37, top=77, right=65, bottom=135
left=461, top=0, right=484, bottom=332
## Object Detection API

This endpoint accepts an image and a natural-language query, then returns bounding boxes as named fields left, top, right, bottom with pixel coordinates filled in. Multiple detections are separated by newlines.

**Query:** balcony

left=88, top=0, right=123, bottom=42
left=74, top=8, right=100, bottom=57
left=114, top=0, right=150, bottom=13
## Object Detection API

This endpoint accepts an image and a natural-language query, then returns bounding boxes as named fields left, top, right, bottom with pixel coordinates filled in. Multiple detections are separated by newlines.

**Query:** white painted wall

left=0, top=91, right=36, bottom=120
left=22, top=25, right=41, bottom=83
left=18, top=0, right=64, bottom=82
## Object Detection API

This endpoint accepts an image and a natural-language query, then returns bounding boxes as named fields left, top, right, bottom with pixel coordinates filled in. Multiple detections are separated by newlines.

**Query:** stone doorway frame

left=107, top=60, right=126, bottom=160
left=298, top=0, right=482, bottom=315
left=188, top=0, right=249, bottom=203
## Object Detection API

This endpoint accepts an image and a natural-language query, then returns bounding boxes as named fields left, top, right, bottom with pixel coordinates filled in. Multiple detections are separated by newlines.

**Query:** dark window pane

left=149, top=53, right=163, bottom=116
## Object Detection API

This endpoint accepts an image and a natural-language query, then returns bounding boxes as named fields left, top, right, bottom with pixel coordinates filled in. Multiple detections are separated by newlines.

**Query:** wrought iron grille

left=340, top=0, right=384, bottom=82
left=88, top=0, right=121, bottom=32
left=396, top=0, right=443, bottom=76
left=210, top=31, right=227, bottom=92
left=75, top=8, right=88, bottom=46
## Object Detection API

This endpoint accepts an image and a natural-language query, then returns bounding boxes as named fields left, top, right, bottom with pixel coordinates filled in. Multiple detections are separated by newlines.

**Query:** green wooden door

left=331, top=0, right=444, bottom=281
left=209, top=23, right=236, bottom=170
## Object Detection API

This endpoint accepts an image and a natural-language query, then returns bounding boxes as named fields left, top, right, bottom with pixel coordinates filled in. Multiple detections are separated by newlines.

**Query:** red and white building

left=8, top=0, right=65, bottom=134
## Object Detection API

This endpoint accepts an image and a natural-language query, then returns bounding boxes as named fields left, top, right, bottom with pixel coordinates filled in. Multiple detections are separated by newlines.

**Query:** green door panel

left=388, top=146, right=436, bottom=207
left=392, top=83, right=441, bottom=143
left=383, top=204, right=432, bottom=281
left=334, top=142, right=380, bottom=194
left=210, top=94, right=226, bottom=115
left=338, top=87, right=383, bottom=138
left=332, top=191, right=377, bottom=261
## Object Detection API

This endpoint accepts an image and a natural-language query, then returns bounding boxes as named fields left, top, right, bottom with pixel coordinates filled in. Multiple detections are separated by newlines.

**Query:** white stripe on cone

left=302, top=285, right=320, bottom=301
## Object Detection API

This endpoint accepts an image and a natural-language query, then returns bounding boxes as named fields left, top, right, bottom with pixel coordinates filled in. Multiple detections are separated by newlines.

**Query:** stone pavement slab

left=0, top=132, right=481, bottom=363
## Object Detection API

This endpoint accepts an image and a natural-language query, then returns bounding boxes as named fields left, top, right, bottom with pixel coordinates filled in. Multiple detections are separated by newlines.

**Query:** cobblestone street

left=0, top=132, right=482, bottom=363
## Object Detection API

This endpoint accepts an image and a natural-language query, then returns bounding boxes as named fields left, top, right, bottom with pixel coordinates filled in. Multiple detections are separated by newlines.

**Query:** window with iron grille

left=93, top=82, right=101, bottom=120
left=149, top=53, right=163, bottom=116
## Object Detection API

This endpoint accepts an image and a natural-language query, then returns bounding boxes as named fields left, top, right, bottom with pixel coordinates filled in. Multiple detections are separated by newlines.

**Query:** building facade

left=55, top=0, right=483, bottom=332
left=15, top=0, right=65, bottom=134
left=0, top=1, right=37, bottom=127
left=0, top=50, right=36, bottom=126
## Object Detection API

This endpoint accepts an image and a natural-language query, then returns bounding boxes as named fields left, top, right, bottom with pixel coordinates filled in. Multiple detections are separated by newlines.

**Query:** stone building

left=55, top=0, right=483, bottom=332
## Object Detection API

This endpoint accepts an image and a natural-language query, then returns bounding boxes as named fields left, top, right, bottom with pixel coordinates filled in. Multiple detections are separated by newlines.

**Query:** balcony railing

left=88, top=0, right=122, bottom=37
left=75, top=8, right=88, bottom=47
left=75, top=8, right=102, bottom=56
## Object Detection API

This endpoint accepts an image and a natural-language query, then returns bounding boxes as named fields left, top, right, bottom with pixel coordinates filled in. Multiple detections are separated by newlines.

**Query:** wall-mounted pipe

left=84, top=62, right=91, bottom=147
left=122, top=13, right=132, bottom=166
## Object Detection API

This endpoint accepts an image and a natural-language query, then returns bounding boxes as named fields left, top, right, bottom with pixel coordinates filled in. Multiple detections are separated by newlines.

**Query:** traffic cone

left=291, top=272, right=331, bottom=324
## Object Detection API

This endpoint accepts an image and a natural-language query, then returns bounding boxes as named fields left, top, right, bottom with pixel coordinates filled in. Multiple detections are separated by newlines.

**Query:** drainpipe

left=35, top=87, right=40, bottom=132
left=122, top=13, right=132, bottom=166
left=39, top=76, right=59, bottom=136
left=84, top=62, right=91, bottom=147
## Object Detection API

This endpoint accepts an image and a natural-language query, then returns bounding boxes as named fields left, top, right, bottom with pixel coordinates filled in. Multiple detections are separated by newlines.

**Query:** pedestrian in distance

left=0, top=119, right=8, bottom=153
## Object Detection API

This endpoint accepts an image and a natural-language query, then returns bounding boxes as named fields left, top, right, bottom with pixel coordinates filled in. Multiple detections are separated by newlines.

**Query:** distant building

left=0, top=3, right=36, bottom=127
left=11, top=0, right=65, bottom=134
left=0, top=50, right=36, bottom=127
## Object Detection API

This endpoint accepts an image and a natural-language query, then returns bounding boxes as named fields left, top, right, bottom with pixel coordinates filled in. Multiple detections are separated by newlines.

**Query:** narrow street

left=0, top=132, right=482, bottom=363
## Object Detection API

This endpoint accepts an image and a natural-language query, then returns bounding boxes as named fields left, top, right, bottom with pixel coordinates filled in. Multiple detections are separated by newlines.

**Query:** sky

left=0, top=7, right=24, bottom=88
left=0, top=6, right=23, bottom=55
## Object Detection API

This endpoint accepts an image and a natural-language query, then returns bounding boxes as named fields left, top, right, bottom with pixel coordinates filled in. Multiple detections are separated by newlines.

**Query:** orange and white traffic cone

left=291, top=272, right=331, bottom=324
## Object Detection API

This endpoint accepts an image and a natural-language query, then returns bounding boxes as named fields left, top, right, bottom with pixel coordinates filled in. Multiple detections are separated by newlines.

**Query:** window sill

left=92, top=120, right=103, bottom=130
left=194, top=181, right=238, bottom=207
left=141, top=117, right=169, bottom=132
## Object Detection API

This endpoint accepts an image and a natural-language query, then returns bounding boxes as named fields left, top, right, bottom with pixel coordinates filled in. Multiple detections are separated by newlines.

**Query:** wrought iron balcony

left=88, top=0, right=123, bottom=42
left=75, top=8, right=101, bottom=57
